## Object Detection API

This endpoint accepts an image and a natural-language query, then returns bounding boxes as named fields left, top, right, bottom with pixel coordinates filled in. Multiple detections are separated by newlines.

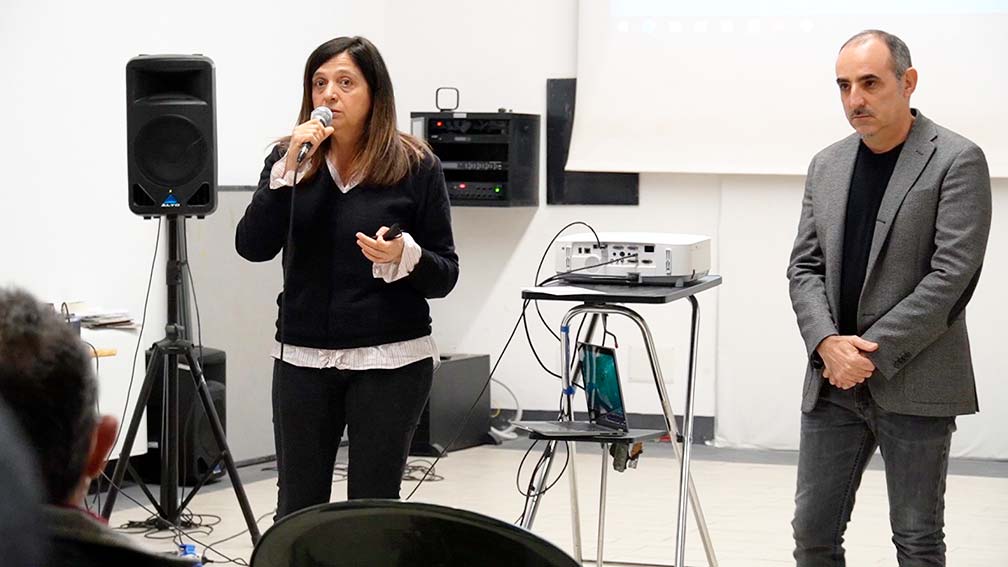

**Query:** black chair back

left=250, top=500, right=579, bottom=567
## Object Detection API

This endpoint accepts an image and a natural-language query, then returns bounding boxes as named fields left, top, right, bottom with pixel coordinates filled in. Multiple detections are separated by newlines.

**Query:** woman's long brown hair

left=277, top=36, right=429, bottom=186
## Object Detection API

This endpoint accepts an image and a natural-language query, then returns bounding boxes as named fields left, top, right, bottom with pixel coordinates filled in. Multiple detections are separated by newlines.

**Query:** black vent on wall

left=546, top=78, right=638, bottom=205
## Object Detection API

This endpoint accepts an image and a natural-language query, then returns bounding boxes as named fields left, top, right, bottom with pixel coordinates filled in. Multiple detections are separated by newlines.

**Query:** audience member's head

left=0, top=287, right=118, bottom=506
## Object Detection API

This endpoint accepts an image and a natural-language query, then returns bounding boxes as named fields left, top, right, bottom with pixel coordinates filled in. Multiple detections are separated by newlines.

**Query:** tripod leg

left=101, top=345, right=164, bottom=519
left=183, top=349, right=262, bottom=543
left=179, top=453, right=225, bottom=513
left=127, top=461, right=168, bottom=519
left=162, top=350, right=180, bottom=523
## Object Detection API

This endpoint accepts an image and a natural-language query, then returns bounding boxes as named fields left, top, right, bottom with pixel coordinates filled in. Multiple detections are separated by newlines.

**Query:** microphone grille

left=311, top=106, right=333, bottom=127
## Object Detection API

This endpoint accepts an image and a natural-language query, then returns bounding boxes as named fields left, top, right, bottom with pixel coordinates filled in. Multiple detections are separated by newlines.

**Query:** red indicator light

left=459, top=183, right=467, bottom=189
left=436, top=121, right=443, bottom=127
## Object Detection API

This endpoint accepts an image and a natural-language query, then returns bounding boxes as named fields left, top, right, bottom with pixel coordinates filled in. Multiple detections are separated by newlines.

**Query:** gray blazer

left=787, top=110, right=991, bottom=417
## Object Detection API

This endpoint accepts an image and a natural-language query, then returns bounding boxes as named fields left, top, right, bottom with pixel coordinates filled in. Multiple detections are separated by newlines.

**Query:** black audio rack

left=410, top=112, right=539, bottom=206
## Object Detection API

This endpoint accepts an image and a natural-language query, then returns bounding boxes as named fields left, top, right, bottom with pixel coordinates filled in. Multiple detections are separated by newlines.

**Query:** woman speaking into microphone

left=235, top=36, right=458, bottom=519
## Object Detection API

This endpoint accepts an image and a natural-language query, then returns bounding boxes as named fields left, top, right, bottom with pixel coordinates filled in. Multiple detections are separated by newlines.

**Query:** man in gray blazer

left=787, top=30, right=991, bottom=566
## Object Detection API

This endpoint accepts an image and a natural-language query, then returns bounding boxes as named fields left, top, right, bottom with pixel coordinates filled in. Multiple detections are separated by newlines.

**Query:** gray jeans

left=792, top=384, right=956, bottom=567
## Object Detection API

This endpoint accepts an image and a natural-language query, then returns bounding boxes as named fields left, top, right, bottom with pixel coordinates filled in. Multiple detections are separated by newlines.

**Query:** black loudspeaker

left=138, top=347, right=226, bottom=486
left=126, top=55, right=217, bottom=217
left=410, top=354, right=493, bottom=456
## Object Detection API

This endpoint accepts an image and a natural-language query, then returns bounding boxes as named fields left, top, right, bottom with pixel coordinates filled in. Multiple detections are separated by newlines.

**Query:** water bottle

left=179, top=543, right=203, bottom=566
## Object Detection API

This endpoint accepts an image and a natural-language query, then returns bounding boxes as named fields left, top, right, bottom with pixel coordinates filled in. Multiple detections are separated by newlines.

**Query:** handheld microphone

left=296, top=106, right=334, bottom=163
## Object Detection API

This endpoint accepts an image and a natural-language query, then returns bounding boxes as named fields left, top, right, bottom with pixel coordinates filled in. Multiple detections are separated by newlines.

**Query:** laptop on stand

left=515, top=342, right=629, bottom=438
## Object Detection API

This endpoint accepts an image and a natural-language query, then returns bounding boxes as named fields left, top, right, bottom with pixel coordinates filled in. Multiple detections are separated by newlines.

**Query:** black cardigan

left=235, top=147, right=459, bottom=349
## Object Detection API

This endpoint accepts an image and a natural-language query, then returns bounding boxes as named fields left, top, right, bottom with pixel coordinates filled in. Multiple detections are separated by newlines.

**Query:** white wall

left=0, top=0, right=392, bottom=460
left=3, top=0, right=1005, bottom=460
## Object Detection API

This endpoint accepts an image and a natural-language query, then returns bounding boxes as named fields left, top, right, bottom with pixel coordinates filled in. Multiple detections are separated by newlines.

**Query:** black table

left=518, top=275, right=722, bottom=567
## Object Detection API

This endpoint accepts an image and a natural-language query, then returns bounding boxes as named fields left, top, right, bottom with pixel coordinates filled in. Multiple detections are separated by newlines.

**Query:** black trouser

left=271, top=357, right=434, bottom=519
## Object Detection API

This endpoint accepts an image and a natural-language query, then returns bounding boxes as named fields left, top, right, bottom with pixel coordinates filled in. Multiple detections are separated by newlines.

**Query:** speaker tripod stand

left=101, top=216, right=261, bottom=545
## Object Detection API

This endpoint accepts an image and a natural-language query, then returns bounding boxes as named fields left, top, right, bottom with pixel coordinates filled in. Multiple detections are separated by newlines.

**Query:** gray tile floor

left=106, top=440, right=1008, bottom=566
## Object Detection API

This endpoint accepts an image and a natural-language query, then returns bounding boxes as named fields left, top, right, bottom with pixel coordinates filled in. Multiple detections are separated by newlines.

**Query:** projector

left=554, top=232, right=710, bottom=286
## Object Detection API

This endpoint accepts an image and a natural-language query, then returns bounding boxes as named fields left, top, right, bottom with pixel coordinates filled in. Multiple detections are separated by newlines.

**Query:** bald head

left=841, top=29, right=913, bottom=80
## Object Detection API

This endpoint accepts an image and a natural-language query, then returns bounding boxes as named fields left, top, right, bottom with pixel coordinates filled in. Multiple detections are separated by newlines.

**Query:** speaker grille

left=135, top=115, right=208, bottom=187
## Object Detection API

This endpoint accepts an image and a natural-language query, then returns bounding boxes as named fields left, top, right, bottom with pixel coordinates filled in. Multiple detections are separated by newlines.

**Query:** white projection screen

left=567, top=1, right=1008, bottom=176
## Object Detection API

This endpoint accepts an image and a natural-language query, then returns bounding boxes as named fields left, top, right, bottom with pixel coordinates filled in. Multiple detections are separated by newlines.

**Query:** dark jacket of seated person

left=0, top=287, right=195, bottom=566
left=0, top=396, right=46, bottom=567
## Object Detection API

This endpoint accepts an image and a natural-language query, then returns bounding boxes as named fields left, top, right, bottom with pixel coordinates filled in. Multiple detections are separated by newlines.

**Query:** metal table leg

left=568, top=441, right=583, bottom=561
left=638, top=297, right=716, bottom=567
left=562, top=318, right=584, bottom=561
left=598, top=442, right=609, bottom=567
left=521, top=439, right=559, bottom=528
left=522, top=318, right=585, bottom=562
left=584, top=303, right=718, bottom=567
left=520, top=302, right=717, bottom=567
left=676, top=296, right=708, bottom=566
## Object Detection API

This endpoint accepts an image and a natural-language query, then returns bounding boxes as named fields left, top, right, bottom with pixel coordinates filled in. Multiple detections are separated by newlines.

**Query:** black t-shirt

left=823, top=140, right=903, bottom=406
left=838, top=140, right=904, bottom=336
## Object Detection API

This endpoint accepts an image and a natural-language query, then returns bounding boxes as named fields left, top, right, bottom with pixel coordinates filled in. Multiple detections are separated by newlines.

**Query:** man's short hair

left=841, top=29, right=913, bottom=78
left=0, top=288, right=97, bottom=504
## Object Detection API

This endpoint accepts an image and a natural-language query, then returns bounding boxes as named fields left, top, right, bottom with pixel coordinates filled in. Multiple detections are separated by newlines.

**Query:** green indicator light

left=494, top=186, right=502, bottom=193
